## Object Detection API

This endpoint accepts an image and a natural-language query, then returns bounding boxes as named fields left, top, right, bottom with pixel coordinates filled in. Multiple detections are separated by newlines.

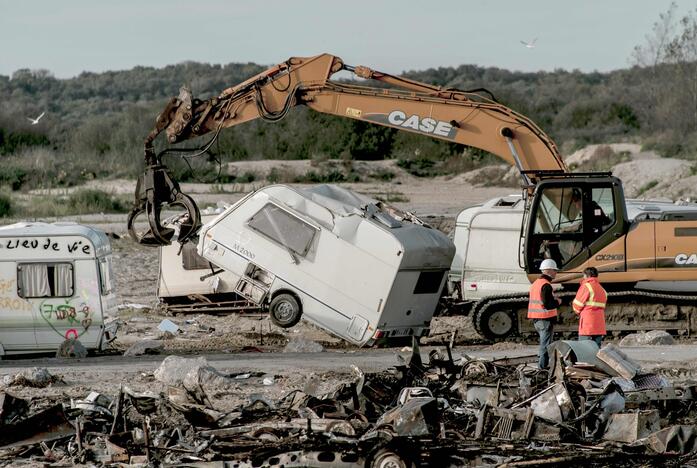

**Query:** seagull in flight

left=26, top=111, right=46, bottom=125
left=520, top=38, right=537, bottom=49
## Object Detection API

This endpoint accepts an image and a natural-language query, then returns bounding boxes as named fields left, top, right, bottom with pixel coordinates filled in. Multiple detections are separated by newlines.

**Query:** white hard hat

left=540, top=259, right=559, bottom=271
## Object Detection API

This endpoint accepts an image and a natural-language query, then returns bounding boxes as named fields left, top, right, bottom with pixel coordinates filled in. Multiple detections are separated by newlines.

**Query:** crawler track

left=468, top=290, right=697, bottom=342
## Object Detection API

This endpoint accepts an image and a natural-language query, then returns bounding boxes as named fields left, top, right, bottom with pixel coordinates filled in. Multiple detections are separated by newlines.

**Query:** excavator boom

left=129, top=54, right=567, bottom=246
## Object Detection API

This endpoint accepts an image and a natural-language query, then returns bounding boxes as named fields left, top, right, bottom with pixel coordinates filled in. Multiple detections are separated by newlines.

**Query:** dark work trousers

left=579, top=334, right=603, bottom=348
left=533, top=319, right=554, bottom=369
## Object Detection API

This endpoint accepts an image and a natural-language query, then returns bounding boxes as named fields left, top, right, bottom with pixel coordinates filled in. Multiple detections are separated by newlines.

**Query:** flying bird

left=520, top=38, right=537, bottom=49
left=26, top=111, right=46, bottom=125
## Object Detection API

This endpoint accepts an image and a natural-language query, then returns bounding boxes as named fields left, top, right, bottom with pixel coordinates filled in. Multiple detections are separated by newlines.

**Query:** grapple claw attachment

left=128, top=164, right=201, bottom=246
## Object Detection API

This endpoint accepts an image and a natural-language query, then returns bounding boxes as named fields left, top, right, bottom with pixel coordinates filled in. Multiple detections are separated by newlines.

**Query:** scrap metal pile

left=2, top=341, right=697, bottom=467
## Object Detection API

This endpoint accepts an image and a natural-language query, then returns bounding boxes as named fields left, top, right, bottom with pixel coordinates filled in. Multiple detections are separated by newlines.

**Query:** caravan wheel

left=269, top=294, right=302, bottom=328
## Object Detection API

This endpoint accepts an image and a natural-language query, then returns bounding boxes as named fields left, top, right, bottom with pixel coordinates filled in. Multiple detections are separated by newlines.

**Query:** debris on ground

left=2, top=339, right=697, bottom=466
left=56, top=338, right=88, bottom=359
left=123, top=339, right=164, bottom=357
left=620, top=330, right=676, bottom=346
left=1, top=368, right=62, bottom=388
left=157, top=318, right=179, bottom=334
left=283, top=337, right=325, bottom=353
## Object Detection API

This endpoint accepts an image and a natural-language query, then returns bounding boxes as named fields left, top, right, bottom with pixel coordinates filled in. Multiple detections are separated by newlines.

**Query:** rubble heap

left=1, top=339, right=697, bottom=467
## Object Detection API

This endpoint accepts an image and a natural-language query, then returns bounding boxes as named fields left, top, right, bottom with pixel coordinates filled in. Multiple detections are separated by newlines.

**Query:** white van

left=0, top=222, right=117, bottom=356
left=198, top=184, right=455, bottom=346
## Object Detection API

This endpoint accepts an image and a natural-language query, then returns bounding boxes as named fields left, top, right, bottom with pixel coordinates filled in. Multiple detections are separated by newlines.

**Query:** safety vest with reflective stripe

left=528, top=277, right=558, bottom=319
left=572, top=277, right=607, bottom=336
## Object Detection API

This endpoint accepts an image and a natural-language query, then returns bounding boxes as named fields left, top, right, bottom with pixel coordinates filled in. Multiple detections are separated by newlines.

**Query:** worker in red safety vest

left=528, top=258, right=562, bottom=369
left=572, top=267, right=607, bottom=348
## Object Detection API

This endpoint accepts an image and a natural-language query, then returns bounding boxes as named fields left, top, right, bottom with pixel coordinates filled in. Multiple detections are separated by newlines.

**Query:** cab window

left=589, top=187, right=615, bottom=236
left=533, top=187, right=579, bottom=234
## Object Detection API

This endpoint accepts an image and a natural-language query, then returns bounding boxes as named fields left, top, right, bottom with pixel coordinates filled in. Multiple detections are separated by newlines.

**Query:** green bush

left=0, top=193, right=12, bottom=217
left=637, top=180, right=659, bottom=195
left=237, top=171, right=256, bottom=183
left=0, top=166, right=28, bottom=190
left=396, top=158, right=436, bottom=177
left=371, top=168, right=396, bottom=181
left=294, top=170, right=347, bottom=183
left=67, top=189, right=126, bottom=213
left=0, top=129, right=50, bottom=155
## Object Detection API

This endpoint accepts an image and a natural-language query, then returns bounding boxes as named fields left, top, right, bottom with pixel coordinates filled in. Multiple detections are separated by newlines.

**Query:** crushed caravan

left=0, top=222, right=117, bottom=356
left=159, top=212, right=243, bottom=300
left=198, top=184, right=455, bottom=346
left=158, top=211, right=259, bottom=314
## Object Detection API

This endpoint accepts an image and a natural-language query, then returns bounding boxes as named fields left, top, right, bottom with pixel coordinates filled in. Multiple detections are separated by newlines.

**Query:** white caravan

left=448, top=196, right=697, bottom=302
left=158, top=213, right=242, bottom=304
left=198, top=184, right=455, bottom=346
left=0, top=222, right=117, bottom=356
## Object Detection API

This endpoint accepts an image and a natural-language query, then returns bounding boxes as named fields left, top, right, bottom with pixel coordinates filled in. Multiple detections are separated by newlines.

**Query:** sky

left=0, top=0, right=694, bottom=78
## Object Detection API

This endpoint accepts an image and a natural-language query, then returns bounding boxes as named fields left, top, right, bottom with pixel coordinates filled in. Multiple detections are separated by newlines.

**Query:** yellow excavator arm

left=130, top=53, right=567, bottom=245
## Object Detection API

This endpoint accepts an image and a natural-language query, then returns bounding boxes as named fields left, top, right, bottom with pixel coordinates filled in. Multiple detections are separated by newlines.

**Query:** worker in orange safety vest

left=572, top=267, right=607, bottom=348
left=528, top=258, right=562, bottom=369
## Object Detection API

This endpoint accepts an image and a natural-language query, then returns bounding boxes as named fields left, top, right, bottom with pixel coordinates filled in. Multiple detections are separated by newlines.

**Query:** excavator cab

left=523, top=174, right=627, bottom=276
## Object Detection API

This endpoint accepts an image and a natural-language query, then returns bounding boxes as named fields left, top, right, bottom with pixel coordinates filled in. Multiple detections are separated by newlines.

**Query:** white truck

left=197, top=184, right=455, bottom=346
left=0, top=222, right=117, bottom=356
left=447, top=196, right=697, bottom=340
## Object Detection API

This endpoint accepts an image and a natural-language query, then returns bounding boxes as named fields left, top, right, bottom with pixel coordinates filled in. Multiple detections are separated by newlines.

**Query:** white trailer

left=0, top=222, right=117, bottom=356
left=198, top=184, right=455, bottom=346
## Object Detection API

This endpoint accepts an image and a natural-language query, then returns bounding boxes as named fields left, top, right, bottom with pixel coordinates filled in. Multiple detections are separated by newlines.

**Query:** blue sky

left=0, top=0, right=693, bottom=78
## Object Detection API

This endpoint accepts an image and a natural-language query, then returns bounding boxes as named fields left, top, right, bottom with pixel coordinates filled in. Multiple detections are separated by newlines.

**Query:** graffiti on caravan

left=1, top=238, right=91, bottom=255
left=40, top=299, right=93, bottom=338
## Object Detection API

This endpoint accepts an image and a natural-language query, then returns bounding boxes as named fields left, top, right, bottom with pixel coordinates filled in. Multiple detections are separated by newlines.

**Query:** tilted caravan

left=0, top=222, right=117, bottom=355
left=198, top=184, right=455, bottom=346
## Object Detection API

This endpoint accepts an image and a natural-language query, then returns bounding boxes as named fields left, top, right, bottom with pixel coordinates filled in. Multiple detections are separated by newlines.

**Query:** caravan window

left=99, top=257, right=116, bottom=295
left=181, top=242, right=211, bottom=270
left=248, top=203, right=317, bottom=256
left=18, top=263, right=74, bottom=298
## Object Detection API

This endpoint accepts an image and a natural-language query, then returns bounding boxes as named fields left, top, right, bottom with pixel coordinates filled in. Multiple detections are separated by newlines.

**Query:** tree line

left=0, top=4, right=695, bottom=190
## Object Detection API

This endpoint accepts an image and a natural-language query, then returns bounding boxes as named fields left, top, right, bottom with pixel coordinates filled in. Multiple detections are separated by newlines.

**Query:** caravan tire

left=269, top=294, right=302, bottom=328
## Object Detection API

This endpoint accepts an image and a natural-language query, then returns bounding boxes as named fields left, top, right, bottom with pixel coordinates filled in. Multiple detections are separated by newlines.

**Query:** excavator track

left=469, top=290, right=697, bottom=342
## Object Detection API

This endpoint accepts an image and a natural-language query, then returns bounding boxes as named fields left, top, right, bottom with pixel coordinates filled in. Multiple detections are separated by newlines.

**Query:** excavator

left=128, top=53, right=697, bottom=341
